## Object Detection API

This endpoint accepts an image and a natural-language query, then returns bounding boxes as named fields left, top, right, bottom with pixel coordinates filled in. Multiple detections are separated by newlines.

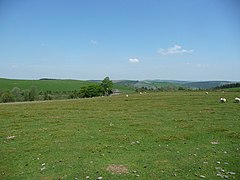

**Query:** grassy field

left=0, top=91, right=239, bottom=179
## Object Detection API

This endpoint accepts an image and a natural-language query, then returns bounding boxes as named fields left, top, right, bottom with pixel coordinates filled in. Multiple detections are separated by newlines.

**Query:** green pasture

left=0, top=78, right=133, bottom=93
left=0, top=91, right=239, bottom=179
left=0, top=78, right=95, bottom=92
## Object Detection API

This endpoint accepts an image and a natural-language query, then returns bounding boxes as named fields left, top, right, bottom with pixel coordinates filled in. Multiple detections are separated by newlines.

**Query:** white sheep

left=205, top=92, right=209, bottom=95
left=235, top=97, right=240, bottom=103
left=220, top=98, right=226, bottom=103
left=126, top=94, right=129, bottom=97
left=139, top=92, right=142, bottom=95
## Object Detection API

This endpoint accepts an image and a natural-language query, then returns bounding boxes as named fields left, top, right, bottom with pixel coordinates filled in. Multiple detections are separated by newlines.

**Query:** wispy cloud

left=196, top=63, right=209, bottom=68
left=129, top=58, right=140, bottom=63
left=158, top=45, right=193, bottom=55
left=90, top=40, right=98, bottom=45
left=185, top=62, right=209, bottom=68
left=11, top=65, right=17, bottom=69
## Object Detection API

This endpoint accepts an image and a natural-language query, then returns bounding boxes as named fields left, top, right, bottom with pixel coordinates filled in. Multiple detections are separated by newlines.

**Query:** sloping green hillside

left=0, top=78, right=134, bottom=93
left=0, top=78, right=95, bottom=91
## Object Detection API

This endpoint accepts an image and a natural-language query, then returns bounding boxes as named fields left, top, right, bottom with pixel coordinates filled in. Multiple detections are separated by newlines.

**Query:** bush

left=79, top=84, right=104, bottom=98
left=1, top=91, right=14, bottom=103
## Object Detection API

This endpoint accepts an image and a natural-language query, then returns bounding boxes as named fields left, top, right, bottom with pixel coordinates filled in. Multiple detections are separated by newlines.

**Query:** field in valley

left=0, top=91, right=239, bottom=179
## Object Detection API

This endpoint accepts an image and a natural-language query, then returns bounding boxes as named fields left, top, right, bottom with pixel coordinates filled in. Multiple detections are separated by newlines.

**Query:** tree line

left=213, top=82, right=240, bottom=90
left=0, top=77, right=113, bottom=103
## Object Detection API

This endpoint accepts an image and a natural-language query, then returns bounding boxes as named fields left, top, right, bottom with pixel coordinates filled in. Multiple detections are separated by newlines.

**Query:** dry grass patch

left=106, top=164, right=129, bottom=174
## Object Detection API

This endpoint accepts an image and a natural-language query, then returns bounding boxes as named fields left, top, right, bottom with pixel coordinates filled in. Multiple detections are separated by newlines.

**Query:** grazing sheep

left=126, top=94, right=129, bottom=97
left=205, top=92, right=209, bottom=95
left=139, top=92, right=142, bottom=95
left=220, top=98, right=226, bottom=103
left=235, top=97, right=240, bottom=103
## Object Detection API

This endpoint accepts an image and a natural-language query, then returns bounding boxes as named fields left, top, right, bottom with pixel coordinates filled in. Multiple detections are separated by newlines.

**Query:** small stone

left=6, top=136, right=16, bottom=140
left=133, top=170, right=137, bottom=173
left=97, top=177, right=102, bottom=180
left=41, top=167, right=46, bottom=171
left=217, top=161, right=221, bottom=164
left=211, top=141, right=219, bottom=145
left=217, top=173, right=224, bottom=178
left=86, top=176, right=90, bottom=179
left=200, top=175, right=206, bottom=178
left=42, top=163, right=45, bottom=166
left=136, top=141, right=140, bottom=144
left=136, top=174, right=140, bottom=177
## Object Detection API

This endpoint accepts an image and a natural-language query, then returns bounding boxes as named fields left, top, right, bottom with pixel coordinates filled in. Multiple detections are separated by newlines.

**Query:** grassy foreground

left=0, top=91, right=239, bottom=179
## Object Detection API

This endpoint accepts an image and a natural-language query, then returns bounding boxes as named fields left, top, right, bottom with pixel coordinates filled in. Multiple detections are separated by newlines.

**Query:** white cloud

left=129, top=58, right=140, bottom=63
left=90, top=40, right=98, bottom=45
left=158, top=45, right=193, bottom=55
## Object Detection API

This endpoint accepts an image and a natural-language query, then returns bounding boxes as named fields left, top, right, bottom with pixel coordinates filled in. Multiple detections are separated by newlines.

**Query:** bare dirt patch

left=106, top=164, right=129, bottom=174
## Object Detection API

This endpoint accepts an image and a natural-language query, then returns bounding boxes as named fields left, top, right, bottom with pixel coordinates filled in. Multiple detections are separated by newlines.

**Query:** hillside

left=183, top=81, right=233, bottom=89
left=0, top=78, right=134, bottom=93
left=114, top=80, right=181, bottom=90
left=0, top=78, right=96, bottom=91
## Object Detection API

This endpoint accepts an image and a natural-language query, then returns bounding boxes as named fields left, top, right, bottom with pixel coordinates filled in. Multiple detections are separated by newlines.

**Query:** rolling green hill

left=0, top=78, right=134, bottom=93
left=0, top=78, right=96, bottom=91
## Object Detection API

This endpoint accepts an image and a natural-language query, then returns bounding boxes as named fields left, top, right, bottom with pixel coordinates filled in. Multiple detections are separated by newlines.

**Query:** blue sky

left=0, top=0, right=240, bottom=80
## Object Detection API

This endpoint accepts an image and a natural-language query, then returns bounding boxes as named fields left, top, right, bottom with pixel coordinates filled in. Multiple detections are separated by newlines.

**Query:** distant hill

left=114, top=80, right=240, bottom=90
left=114, top=80, right=181, bottom=90
left=183, top=81, right=233, bottom=89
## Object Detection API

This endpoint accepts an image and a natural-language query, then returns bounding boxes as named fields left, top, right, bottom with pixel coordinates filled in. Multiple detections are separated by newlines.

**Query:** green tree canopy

left=101, top=77, right=113, bottom=95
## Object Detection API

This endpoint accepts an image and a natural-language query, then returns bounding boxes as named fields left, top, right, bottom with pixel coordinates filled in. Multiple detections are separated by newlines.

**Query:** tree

left=1, top=91, right=14, bottom=103
left=101, top=77, right=113, bottom=96
left=11, top=87, right=23, bottom=101
left=29, top=86, right=38, bottom=101
left=79, top=84, right=104, bottom=98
